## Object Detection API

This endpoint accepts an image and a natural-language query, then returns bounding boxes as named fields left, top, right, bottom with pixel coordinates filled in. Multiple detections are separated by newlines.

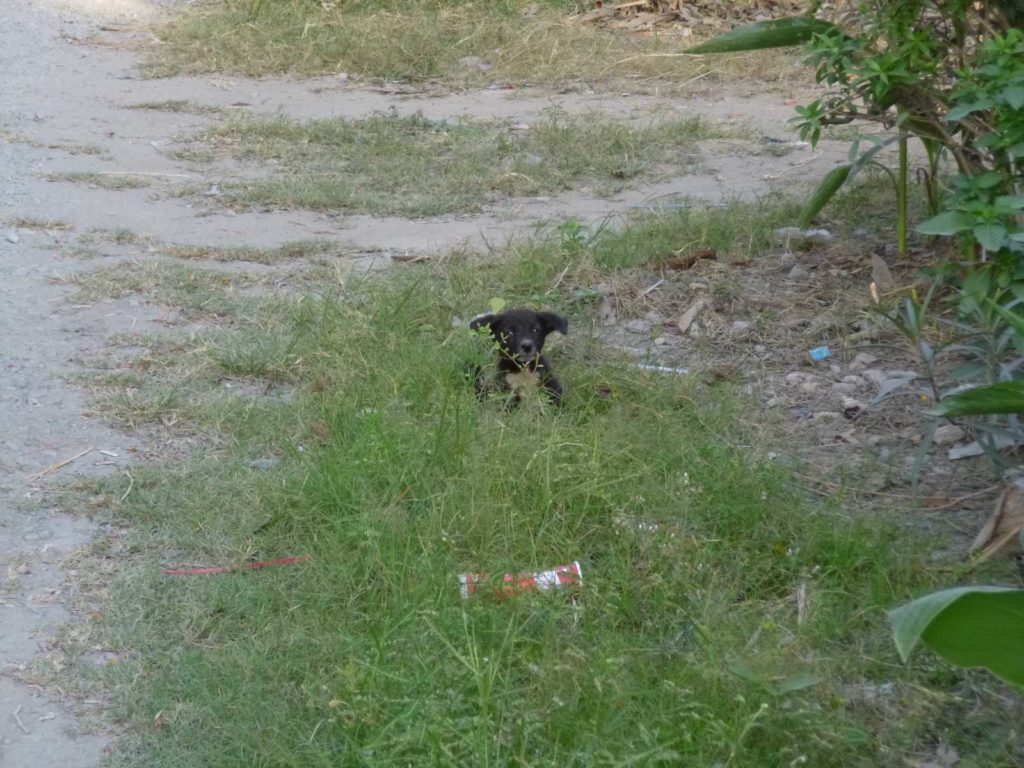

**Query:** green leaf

left=987, top=297, right=1024, bottom=344
left=946, top=99, right=993, bottom=121
left=889, top=587, right=1024, bottom=686
left=974, top=171, right=1004, bottom=189
left=973, top=223, right=1007, bottom=251
left=916, top=210, right=970, bottom=236
left=797, top=164, right=851, bottom=228
left=949, top=361, right=986, bottom=381
left=772, top=672, right=824, bottom=695
left=1003, top=85, right=1024, bottom=110
left=687, top=18, right=836, bottom=54
left=931, top=381, right=1024, bottom=417
left=996, top=195, right=1024, bottom=210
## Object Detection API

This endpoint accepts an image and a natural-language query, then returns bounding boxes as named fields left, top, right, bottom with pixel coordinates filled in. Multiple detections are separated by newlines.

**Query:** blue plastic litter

left=809, top=346, right=832, bottom=362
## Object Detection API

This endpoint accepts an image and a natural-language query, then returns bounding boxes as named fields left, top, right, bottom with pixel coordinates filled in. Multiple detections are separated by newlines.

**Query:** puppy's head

left=470, top=308, right=568, bottom=367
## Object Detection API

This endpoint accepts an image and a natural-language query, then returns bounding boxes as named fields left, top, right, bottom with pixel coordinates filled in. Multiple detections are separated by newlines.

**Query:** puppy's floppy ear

left=538, top=311, right=568, bottom=336
left=469, top=313, right=497, bottom=332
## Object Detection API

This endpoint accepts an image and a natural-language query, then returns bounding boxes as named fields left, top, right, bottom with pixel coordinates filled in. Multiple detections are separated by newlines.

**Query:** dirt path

left=0, top=2, right=852, bottom=764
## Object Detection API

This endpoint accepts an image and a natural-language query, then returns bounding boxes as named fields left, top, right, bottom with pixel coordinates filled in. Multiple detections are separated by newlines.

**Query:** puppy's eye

left=532, top=327, right=539, bottom=334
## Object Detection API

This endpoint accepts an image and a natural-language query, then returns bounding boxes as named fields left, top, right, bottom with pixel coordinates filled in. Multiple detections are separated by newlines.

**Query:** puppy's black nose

left=520, top=340, right=534, bottom=355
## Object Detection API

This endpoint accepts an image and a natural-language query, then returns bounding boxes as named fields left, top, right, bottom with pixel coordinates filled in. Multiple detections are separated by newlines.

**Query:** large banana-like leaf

left=797, top=165, right=851, bottom=228
left=687, top=18, right=836, bottom=54
left=931, top=381, right=1024, bottom=416
left=890, top=587, right=1024, bottom=686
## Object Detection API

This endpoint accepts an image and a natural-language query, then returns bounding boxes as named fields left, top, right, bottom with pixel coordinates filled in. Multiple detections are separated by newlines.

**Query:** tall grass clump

left=188, top=110, right=724, bottom=216
left=145, top=0, right=800, bottom=90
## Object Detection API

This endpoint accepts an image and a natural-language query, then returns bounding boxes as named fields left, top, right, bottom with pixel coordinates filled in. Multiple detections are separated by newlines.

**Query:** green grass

left=587, top=196, right=801, bottom=269
left=130, top=100, right=224, bottom=115
left=163, top=240, right=345, bottom=265
left=63, top=204, right=1022, bottom=767
left=60, top=261, right=265, bottom=318
left=186, top=110, right=729, bottom=216
left=5, top=216, right=72, bottom=231
left=48, top=172, right=153, bottom=190
left=145, top=0, right=800, bottom=91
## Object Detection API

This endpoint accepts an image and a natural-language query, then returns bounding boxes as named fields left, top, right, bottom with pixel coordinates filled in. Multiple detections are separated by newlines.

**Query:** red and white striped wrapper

left=459, top=561, right=582, bottom=599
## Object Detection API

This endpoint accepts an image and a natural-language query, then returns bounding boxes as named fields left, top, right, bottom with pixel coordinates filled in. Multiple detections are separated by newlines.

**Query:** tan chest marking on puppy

left=505, top=369, right=540, bottom=391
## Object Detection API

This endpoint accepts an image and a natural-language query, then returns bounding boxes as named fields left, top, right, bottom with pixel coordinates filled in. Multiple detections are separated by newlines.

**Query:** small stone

left=730, top=320, right=754, bottom=335
left=829, top=364, right=842, bottom=376
left=5, top=231, right=19, bottom=244
left=933, top=424, right=966, bottom=446
left=788, top=264, right=811, bottom=282
left=862, top=368, right=887, bottom=385
left=773, top=227, right=805, bottom=246
left=849, top=352, right=877, bottom=371
left=800, top=380, right=820, bottom=395
left=803, top=228, right=834, bottom=245
left=754, top=344, right=767, bottom=354
left=877, top=447, right=892, bottom=463
left=248, top=457, right=280, bottom=470
left=831, top=382, right=856, bottom=396
left=623, top=319, right=652, bottom=335
left=458, top=55, right=492, bottom=71
left=785, top=372, right=806, bottom=387
left=336, top=72, right=349, bottom=82
left=779, top=251, right=797, bottom=268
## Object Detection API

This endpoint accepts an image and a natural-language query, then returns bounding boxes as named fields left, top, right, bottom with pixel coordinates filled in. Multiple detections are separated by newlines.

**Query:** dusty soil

left=0, top=1, right=1002, bottom=766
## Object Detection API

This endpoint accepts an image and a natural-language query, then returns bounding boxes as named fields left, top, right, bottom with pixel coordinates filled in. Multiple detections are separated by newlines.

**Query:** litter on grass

left=636, top=364, right=690, bottom=375
left=460, top=561, right=582, bottom=599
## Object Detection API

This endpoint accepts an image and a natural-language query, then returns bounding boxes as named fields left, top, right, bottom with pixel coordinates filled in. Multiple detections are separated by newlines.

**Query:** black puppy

left=470, top=308, right=568, bottom=405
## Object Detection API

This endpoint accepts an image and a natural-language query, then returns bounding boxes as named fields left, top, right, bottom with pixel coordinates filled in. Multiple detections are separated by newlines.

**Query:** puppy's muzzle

left=513, top=340, right=538, bottom=365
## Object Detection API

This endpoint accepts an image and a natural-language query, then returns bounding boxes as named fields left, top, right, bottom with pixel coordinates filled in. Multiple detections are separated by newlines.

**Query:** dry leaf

left=676, top=298, right=707, bottom=334
left=969, top=478, right=1024, bottom=560
left=871, top=251, right=894, bottom=292
left=663, top=248, right=716, bottom=271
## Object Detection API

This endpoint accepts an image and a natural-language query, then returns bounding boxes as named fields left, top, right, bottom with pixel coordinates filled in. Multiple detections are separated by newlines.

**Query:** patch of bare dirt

left=576, top=235, right=1003, bottom=546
